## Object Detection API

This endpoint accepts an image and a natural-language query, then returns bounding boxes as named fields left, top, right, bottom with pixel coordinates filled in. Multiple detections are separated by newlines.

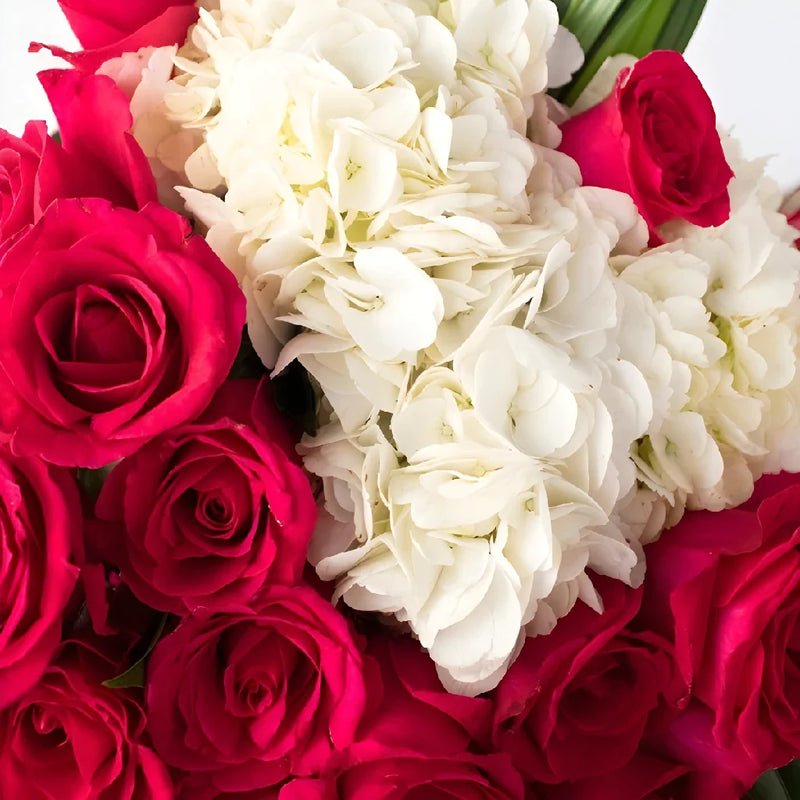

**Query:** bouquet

left=3, top=0, right=800, bottom=797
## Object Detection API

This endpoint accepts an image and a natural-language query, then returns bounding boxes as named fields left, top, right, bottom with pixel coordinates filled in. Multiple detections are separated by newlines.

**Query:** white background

left=1, top=0, right=799, bottom=189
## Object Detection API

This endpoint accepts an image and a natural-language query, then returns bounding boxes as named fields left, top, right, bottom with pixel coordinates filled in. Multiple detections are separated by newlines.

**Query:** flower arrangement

left=2, top=0, right=800, bottom=798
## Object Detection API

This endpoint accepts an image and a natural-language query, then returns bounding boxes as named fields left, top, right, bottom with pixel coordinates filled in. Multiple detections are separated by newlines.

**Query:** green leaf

left=777, top=760, right=800, bottom=796
left=76, top=463, right=117, bottom=500
left=747, top=770, right=791, bottom=800
left=560, top=0, right=677, bottom=106
left=560, top=0, right=628, bottom=53
left=653, top=0, right=709, bottom=53
left=102, top=614, right=169, bottom=689
left=552, top=0, right=571, bottom=18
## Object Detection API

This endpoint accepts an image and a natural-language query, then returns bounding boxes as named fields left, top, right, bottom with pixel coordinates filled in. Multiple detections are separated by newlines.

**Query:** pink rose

left=94, top=378, right=316, bottom=614
left=0, top=198, right=244, bottom=467
left=281, top=748, right=526, bottom=800
left=558, top=51, right=733, bottom=243
left=638, top=472, right=800, bottom=789
left=0, top=70, right=155, bottom=247
left=0, top=123, right=47, bottom=243
left=146, top=585, right=367, bottom=794
left=34, top=0, right=198, bottom=72
left=0, top=449, right=80, bottom=709
left=361, top=634, right=495, bottom=755
left=0, top=641, right=173, bottom=799
left=493, top=576, right=681, bottom=786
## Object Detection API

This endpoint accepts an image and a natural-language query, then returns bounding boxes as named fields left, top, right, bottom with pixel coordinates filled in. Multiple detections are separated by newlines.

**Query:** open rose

left=636, top=472, right=800, bottom=789
left=0, top=197, right=244, bottom=467
left=493, top=576, right=681, bottom=786
left=281, top=749, right=526, bottom=800
left=146, top=585, right=366, bottom=794
left=361, top=635, right=495, bottom=756
left=559, top=51, right=733, bottom=243
left=0, top=641, right=173, bottom=799
left=35, top=0, right=198, bottom=72
left=0, top=450, right=80, bottom=709
left=0, top=70, right=155, bottom=247
left=94, top=378, right=316, bottom=614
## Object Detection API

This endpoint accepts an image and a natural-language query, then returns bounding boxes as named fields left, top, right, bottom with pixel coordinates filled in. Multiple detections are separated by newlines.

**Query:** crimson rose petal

left=559, top=50, right=733, bottom=244
left=146, top=585, right=366, bottom=792
left=94, top=378, right=317, bottom=614
left=0, top=450, right=80, bottom=709
left=0, top=197, right=244, bottom=467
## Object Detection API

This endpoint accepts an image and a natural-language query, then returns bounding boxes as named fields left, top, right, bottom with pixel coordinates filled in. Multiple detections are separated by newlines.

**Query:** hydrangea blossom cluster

left=123, top=0, right=800, bottom=693
left=613, top=138, right=800, bottom=546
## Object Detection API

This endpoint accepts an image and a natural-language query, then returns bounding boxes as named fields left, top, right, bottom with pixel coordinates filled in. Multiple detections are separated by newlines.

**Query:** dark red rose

left=537, top=750, right=739, bottom=800
left=146, top=585, right=367, bottom=793
left=0, top=70, right=155, bottom=247
left=558, top=51, right=733, bottom=243
left=0, top=197, right=244, bottom=467
left=33, top=0, right=198, bottom=72
left=0, top=449, right=80, bottom=709
left=0, top=641, right=173, bottom=799
left=279, top=747, right=526, bottom=800
left=93, top=378, right=316, bottom=614
left=493, top=576, right=681, bottom=786
left=637, top=472, right=800, bottom=788
left=361, top=634, right=495, bottom=755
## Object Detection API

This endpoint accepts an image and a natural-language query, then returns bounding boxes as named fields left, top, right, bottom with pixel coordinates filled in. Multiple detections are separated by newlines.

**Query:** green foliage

left=102, top=614, right=169, bottom=689
left=560, top=0, right=627, bottom=53
left=554, top=0, right=709, bottom=106
left=746, top=762, right=800, bottom=800
left=76, top=463, right=117, bottom=500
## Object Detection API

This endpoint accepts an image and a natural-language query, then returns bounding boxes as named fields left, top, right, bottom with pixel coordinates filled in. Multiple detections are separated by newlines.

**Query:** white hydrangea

left=121, top=0, right=800, bottom=695
left=613, top=135, right=800, bottom=526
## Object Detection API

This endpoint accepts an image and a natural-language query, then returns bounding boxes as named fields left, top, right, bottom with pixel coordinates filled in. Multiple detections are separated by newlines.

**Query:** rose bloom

left=0, top=640, right=173, bottom=799
left=537, top=750, right=747, bottom=800
left=0, top=197, right=244, bottom=467
left=146, top=585, right=366, bottom=794
left=636, top=471, right=800, bottom=791
left=34, top=0, right=197, bottom=72
left=280, top=749, right=527, bottom=800
left=493, top=576, right=681, bottom=786
left=0, top=70, right=155, bottom=246
left=558, top=50, right=733, bottom=243
left=94, top=378, right=317, bottom=614
left=0, top=449, right=80, bottom=709
left=361, top=634, right=495, bottom=755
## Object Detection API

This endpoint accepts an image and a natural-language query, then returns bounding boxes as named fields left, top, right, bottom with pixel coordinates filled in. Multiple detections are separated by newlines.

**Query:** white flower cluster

left=611, top=138, right=800, bottom=542
left=126, top=0, right=800, bottom=694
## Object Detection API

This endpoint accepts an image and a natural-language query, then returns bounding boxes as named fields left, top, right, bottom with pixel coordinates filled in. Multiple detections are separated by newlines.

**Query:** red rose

left=361, top=634, right=495, bottom=755
left=0, top=197, right=244, bottom=467
left=34, top=0, right=198, bottom=72
left=537, top=751, right=737, bottom=800
left=0, top=122, right=47, bottom=243
left=493, top=576, right=680, bottom=785
left=146, top=585, right=367, bottom=793
left=93, top=378, right=316, bottom=614
left=281, top=748, right=526, bottom=800
left=0, top=641, right=173, bottom=799
left=0, top=449, right=80, bottom=709
left=638, top=472, right=800, bottom=787
left=558, top=51, right=733, bottom=243
left=0, top=71, right=155, bottom=247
